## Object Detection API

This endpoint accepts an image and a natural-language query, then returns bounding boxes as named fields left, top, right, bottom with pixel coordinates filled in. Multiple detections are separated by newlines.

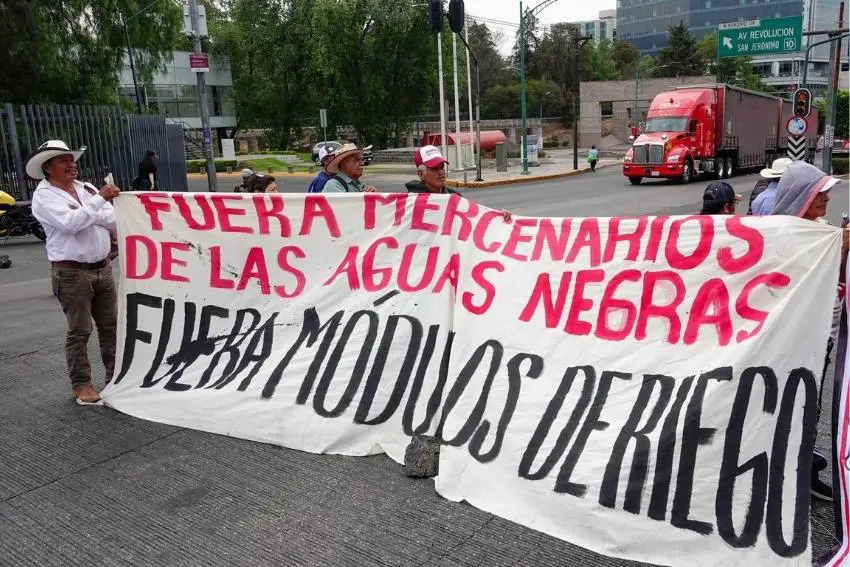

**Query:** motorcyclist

left=234, top=168, right=254, bottom=193
left=309, top=141, right=342, bottom=193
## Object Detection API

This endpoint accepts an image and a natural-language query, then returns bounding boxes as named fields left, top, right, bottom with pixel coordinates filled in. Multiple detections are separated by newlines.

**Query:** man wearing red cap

left=405, top=145, right=511, bottom=221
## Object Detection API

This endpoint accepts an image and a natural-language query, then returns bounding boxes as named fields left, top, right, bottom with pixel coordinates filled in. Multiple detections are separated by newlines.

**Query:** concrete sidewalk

left=447, top=159, right=620, bottom=188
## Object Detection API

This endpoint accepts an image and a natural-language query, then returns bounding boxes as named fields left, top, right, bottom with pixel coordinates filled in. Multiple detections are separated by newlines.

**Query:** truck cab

left=623, top=88, right=715, bottom=185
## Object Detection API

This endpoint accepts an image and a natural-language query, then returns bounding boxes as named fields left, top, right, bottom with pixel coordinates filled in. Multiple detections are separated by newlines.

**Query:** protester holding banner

left=699, top=181, right=741, bottom=215
left=771, top=160, right=848, bottom=501
left=28, top=140, right=119, bottom=405
left=321, top=143, right=377, bottom=193
left=405, top=145, right=511, bottom=221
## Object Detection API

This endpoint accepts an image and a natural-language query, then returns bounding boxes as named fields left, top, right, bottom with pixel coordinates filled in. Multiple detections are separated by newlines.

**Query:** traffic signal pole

left=823, top=1, right=844, bottom=173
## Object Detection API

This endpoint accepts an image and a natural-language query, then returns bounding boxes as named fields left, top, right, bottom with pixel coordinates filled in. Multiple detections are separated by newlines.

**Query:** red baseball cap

left=414, top=145, right=449, bottom=168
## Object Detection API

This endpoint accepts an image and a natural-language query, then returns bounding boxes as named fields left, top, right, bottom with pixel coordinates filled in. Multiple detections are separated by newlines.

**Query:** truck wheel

left=715, top=157, right=726, bottom=179
left=725, top=156, right=734, bottom=179
left=679, top=160, right=693, bottom=184
left=628, top=177, right=642, bottom=185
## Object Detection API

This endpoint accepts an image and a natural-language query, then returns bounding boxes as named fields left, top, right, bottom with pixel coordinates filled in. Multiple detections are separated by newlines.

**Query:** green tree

left=697, top=32, right=770, bottom=91
left=584, top=39, right=619, bottom=81
left=466, top=21, right=507, bottom=97
left=0, top=0, right=182, bottom=104
left=481, top=79, right=565, bottom=120
left=656, top=22, right=705, bottom=77
left=612, top=39, right=641, bottom=79
left=311, top=0, right=437, bottom=148
left=209, top=0, right=317, bottom=147
left=815, top=90, right=850, bottom=139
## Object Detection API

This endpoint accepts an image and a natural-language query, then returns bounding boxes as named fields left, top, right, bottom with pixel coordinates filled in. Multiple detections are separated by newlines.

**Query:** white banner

left=104, top=192, right=842, bottom=566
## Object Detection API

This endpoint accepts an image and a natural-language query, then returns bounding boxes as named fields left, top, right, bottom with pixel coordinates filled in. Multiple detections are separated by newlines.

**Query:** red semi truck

left=623, top=84, right=807, bottom=185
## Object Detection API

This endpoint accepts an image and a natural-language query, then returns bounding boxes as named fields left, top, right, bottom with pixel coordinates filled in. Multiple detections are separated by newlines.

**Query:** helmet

left=241, top=168, right=254, bottom=180
left=321, top=141, right=342, bottom=160
left=0, top=255, right=11, bottom=269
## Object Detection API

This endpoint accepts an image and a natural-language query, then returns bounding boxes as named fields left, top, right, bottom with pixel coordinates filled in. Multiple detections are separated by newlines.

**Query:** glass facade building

left=118, top=51, right=236, bottom=130
left=616, top=0, right=804, bottom=53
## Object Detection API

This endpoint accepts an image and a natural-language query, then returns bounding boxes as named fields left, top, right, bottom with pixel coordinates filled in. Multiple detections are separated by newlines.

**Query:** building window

left=706, top=0, right=711, bottom=7
left=779, top=62, right=793, bottom=76
left=600, top=22, right=608, bottom=38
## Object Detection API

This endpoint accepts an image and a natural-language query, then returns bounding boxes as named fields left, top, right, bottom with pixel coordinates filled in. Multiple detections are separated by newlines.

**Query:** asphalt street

left=1, top=169, right=846, bottom=566
left=193, top=165, right=849, bottom=224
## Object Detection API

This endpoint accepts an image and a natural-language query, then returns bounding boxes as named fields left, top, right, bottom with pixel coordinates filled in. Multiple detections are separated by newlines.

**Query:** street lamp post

left=518, top=0, right=562, bottom=175
left=539, top=91, right=551, bottom=121
left=571, top=36, right=592, bottom=170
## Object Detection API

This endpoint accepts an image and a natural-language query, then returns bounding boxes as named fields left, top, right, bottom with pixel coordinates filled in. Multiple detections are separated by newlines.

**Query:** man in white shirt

left=28, top=141, right=120, bottom=404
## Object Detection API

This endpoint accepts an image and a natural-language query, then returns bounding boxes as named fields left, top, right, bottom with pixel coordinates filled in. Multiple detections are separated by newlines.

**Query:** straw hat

left=326, top=143, right=362, bottom=174
left=25, top=140, right=86, bottom=180
left=759, top=157, right=792, bottom=179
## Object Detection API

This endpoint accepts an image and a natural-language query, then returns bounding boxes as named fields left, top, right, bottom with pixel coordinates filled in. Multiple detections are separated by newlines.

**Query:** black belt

left=52, top=259, right=109, bottom=270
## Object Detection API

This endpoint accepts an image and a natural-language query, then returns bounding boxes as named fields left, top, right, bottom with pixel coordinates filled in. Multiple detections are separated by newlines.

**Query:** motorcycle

left=0, top=190, right=46, bottom=241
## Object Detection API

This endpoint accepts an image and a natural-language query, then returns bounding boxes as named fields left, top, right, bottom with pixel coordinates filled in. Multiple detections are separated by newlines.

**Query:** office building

left=575, top=10, right=617, bottom=41
left=616, top=0, right=801, bottom=53
left=616, top=0, right=847, bottom=95
left=118, top=51, right=236, bottom=131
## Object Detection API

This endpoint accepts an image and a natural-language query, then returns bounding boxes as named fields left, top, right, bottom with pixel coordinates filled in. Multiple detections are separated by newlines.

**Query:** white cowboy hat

left=326, top=143, right=362, bottom=174
left=759, top=157, right=792, bottom=179
left=25, top=140, right=86, bottom=180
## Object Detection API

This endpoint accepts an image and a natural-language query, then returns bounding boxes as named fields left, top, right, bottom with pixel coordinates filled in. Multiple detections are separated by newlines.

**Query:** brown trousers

left=51, top=264, right=117, bottom=387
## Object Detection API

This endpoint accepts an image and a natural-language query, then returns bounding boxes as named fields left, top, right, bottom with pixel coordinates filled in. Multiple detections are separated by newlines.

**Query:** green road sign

left=717, top=16, right=803, bottom=58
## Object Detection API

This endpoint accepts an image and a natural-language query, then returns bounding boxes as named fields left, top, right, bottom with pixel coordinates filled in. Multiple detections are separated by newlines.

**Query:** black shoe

left=813, top=449, right=828, bottom=473
left=812, top=475, right=833, bottom=501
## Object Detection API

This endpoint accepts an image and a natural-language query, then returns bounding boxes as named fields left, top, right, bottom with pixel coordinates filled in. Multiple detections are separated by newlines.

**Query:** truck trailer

left=623, top=84, right=798, bottom=185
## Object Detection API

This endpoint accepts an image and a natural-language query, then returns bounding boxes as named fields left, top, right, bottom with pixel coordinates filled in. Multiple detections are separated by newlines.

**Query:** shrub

left=543, top=141, right=560, bottom=149
left=186, top=159, right=238, bottom=173
left=833, top=158, right=849, bottom=175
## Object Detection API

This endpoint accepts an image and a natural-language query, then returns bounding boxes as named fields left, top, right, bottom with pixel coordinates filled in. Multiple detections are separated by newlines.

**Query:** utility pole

left=823, top=1, right=845, bottom=173
left=188, top=0, right=216, bottom=192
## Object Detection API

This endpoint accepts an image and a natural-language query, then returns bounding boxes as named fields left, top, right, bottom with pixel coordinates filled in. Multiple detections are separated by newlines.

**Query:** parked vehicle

left=623, top=84, right=791, bottom=185
left=0, top=190, right=45, bottom=241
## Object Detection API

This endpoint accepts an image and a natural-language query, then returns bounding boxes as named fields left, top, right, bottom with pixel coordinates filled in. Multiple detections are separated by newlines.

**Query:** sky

left=463, top=0, right=616, bottom=53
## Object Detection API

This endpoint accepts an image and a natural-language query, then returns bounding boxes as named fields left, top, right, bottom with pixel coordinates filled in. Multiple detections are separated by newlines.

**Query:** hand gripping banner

left=103, top=192, right=843, bottom=566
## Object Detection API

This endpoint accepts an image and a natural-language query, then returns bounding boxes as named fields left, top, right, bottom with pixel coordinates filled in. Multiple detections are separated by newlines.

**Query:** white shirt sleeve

left=32, top=189, right=107, bottom=235
left=95, top=201, right=116, bottom=229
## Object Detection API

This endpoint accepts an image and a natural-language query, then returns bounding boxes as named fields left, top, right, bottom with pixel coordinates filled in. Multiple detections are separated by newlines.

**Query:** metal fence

left=0, top=103, right=187, bottom=201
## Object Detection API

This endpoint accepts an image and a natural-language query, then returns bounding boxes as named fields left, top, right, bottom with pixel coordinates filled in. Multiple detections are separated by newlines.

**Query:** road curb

left=446, top=163, right=619, bottom=189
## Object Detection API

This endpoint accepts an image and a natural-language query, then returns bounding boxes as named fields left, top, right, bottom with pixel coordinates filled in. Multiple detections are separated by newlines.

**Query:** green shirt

left=321, top=172, right=365, bottom=193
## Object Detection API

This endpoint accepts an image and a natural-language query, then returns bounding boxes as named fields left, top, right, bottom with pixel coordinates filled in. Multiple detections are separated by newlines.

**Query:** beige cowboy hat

left=25, top=140, right=86, bottom=180
left=759, top=157, right=792, bottom=179
left=326, top=143, right=363, bottom=174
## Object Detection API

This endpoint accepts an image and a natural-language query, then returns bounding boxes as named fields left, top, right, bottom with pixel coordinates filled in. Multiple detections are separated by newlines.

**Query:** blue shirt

left=751, top=181, right=778, bottom=215
left=308, top=170, right=332, bottom=193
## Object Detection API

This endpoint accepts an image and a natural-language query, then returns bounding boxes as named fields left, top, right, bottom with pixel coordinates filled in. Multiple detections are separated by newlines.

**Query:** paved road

left=1, top=170, right=844, bottom=566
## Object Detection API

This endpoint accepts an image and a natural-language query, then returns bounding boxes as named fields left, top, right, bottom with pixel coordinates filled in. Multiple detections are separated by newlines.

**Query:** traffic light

left=427, top=0, right=442, bottom=34
left=793, top=88, right=812, bottom=118
left=448, top=0, right=465, bottom=33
